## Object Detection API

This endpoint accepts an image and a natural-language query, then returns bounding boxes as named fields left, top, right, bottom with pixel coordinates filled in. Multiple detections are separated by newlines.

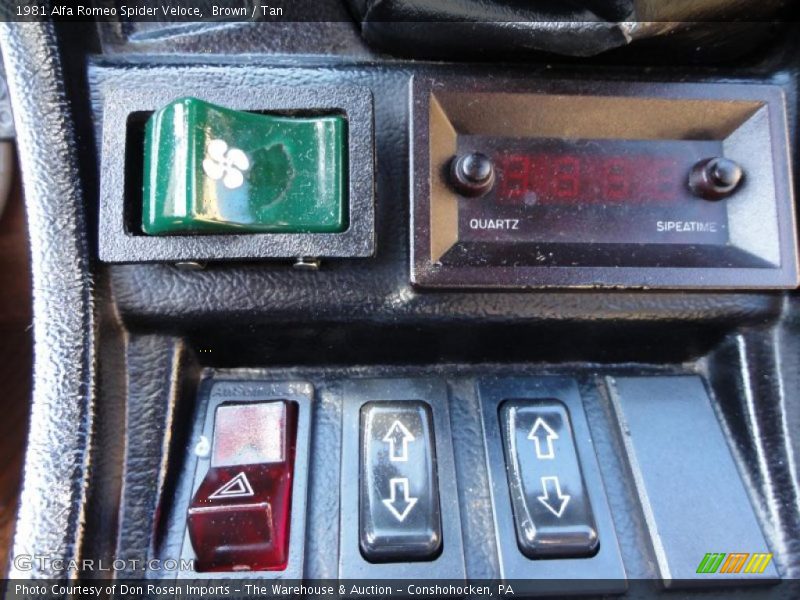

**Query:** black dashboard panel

left=88, top=62, right=790, bottom=367
left=1, top=9, right=799, bottom=600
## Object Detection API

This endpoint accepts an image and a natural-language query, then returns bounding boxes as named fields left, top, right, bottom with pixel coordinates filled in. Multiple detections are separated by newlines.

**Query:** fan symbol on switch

left=202, top=138, right=250, bottom=190
left=208, top=471, right=255, bottom=500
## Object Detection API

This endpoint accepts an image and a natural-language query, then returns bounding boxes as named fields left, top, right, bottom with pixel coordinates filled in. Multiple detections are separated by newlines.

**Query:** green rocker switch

left=142, top=97, right=346, bottom=235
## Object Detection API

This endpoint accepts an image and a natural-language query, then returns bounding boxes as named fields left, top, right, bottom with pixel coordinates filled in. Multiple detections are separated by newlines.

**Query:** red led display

left=495, top=152, right=682, bottom=205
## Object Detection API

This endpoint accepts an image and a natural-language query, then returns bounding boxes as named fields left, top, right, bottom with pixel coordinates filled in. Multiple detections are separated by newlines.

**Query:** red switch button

left=187, top=401, right=297, bottom=572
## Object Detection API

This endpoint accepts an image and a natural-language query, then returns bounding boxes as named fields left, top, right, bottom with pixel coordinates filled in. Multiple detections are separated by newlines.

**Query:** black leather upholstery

left=345, top=0, right=788, bottom=61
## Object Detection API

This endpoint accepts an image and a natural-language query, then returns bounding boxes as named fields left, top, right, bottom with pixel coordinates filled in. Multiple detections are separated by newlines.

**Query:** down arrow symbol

left=537, top=476, right=571, bottom=518
left=382, top=477, right=418, bottom=522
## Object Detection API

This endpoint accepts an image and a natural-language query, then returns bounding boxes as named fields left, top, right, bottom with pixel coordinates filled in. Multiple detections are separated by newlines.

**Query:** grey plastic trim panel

left=478, top=376, right=627, bottom=595
left=606, top=375, right=779, bottom=588
left=177, top=379, right=314, bottom=579
left=338, top=378, right=466, bottom=579
left=98, top=81, right=375, bottom=262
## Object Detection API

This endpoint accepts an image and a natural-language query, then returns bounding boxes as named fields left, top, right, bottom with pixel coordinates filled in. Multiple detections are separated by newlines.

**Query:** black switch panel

left=478, top=377, right=626, bottom=594
left=339, top=379, right=465, bottom=579
left=499, top=400, right=598, bottom=559
left=359, top=401, right=442, bottom=562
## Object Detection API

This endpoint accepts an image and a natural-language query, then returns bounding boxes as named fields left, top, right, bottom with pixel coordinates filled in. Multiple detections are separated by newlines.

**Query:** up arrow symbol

left=528, top=417, right=559, bottom=459
left=537, top=476, right=571, bottom=518
left=382, top=420, right=415, bottom=462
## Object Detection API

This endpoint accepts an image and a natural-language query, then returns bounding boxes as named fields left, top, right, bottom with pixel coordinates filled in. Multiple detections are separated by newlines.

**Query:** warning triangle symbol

left=208, top=472, right=255, bottom=500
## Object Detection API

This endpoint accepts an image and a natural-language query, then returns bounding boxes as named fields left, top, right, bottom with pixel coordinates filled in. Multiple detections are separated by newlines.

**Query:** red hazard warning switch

left=187, top=401, right=298, bottom=572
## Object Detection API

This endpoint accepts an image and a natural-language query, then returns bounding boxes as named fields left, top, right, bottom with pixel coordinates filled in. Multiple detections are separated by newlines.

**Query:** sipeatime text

left=656, top=220, right=718, bottom=233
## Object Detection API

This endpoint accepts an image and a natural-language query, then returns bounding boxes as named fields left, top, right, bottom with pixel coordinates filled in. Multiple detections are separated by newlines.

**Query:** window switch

left=359, top=401, right=442, bottom=562
left=499, top=400, right=599, bottom=559
left=187, top=401, right=297, bottom=572
left=142, top=97, right=346, bottom=235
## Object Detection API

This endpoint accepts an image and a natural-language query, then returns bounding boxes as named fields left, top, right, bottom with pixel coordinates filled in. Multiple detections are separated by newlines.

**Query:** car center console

left=1, top=8, right=799, bottom=600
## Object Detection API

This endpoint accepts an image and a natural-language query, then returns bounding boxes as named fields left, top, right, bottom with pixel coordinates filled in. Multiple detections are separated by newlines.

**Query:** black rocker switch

left=359, top=401, right=442, bottom=562
left=499, top=400, right=598, bottom=559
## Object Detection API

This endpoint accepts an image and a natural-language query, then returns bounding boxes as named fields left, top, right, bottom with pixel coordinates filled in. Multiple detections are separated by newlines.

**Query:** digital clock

left=463, top=137, right=709, bottom=207
left=411, top=77, right=798, bottom=289
left=451, top=135, right=731, bottom=249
